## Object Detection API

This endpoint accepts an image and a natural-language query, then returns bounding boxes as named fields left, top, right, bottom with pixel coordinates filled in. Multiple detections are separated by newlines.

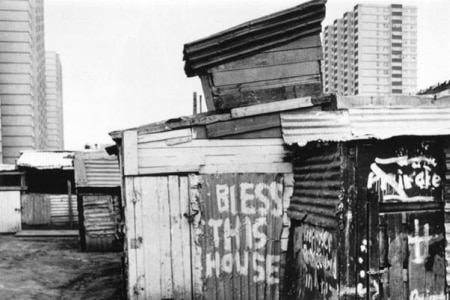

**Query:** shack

left=110, top=0, right=330, bottom=299
left=282, top=95, right=450, bottom=300
left=17, top=151, right=78, bottom=229
left=74, top=150, right=122, bottom=252
left=0, top=164, right=25, bottom=233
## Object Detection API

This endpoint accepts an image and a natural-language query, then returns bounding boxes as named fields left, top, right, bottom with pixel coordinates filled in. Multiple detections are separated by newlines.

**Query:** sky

left=45, top=0, right=450, bottom=150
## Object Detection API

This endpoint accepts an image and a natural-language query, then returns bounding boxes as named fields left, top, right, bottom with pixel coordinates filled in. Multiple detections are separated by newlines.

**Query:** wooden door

left=125, top=175, right=193, bottom=300
left=0, top=191, right=22, bottom=232
left=358, top=138, right=446, bottom=300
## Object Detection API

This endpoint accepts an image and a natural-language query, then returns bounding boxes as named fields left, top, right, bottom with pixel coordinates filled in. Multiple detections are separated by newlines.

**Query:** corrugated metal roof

left=282, top=108, right=450, bottom=145
left=17, top=151, right=74, bottom=170
left=183, top=0, right=326, bottom=76
left=75, top=151, right=121, bottom=188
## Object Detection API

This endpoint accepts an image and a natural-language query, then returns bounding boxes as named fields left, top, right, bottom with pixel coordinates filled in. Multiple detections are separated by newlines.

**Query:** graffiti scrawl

left=367, top=145, right=442, bottom=202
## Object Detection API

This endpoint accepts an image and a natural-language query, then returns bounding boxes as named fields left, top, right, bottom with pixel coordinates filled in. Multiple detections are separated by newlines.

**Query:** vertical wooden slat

left=169, top=176, right=185, bottom=299
left=134, top=177, right=146, bottom=300
left=0, top=191, right=21, bottom=232
left=141, top=177, right=161, bottom=299
left=123, top=130, right=138, bottom=176
left=386, top=213, right=405, bottom=300
left=179, top=176, right=192, bottom=300
left=189, top=174, right=204, bottom=299
left=158, top=176, right=174, bottom=299
left=124, top=176, right=138, bottom=300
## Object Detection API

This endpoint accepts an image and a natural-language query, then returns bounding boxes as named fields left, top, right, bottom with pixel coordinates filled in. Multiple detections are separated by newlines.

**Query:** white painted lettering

left=240, top=183, right=255, bottom=214
left=216, top=184, right=229, bottom=213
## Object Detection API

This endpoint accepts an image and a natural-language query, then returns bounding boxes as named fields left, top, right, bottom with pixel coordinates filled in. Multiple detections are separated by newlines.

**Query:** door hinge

left=130, top=236, right=143, bottom=249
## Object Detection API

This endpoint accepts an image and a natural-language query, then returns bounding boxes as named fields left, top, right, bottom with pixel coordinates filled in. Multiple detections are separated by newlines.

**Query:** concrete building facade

left=45, top=51, right=63, bottom=150
left=0, top=0, right=47, bottom=163
left=323, top=4, right=417, bottom=96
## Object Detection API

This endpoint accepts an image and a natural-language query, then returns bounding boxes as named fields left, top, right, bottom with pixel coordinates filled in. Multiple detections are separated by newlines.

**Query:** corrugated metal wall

left=49, top=194, right=78, bottom=226
left=287, top=143, right=342, bottom=228
left=82, top=194, right=120, bottom=252
left=83, top=157, right=121, bottom=187
left=197, top=173, right=287, bottom=300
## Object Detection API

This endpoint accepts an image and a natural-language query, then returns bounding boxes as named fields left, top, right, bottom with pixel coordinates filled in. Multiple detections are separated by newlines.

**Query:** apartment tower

left=45, top=51, right=63, bottom=150
left=322, top=4, right=417, bottom=96
left=0, top=0, right=47, bottom=163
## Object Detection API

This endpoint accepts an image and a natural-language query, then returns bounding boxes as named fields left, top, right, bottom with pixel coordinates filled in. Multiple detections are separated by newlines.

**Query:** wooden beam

left=209, top=47, right=322, bottom=72
left=200, top=75, right=215, bottom=111
left=211, top=61, right=320, bottom=86
left=206, top=112, right=281, bottom=138
left=123, top=130, right=138, bottom=176
left=199, top=162, right=293, bottom=174
left=231, top=96, right=312, bottom=118
left=73, top=154, right=87, bottom=186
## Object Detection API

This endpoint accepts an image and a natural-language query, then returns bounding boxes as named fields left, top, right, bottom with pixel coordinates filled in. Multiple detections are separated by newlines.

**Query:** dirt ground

left=0, top=235, right=124, bottom=300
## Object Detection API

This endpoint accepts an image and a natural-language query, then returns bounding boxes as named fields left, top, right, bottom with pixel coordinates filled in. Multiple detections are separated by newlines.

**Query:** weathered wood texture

left=0, top=190, right=21, bottom=232
left=82, top=194, right=121, bottom=252
left=21, top=194, right=51, bottom=225
left=125, top=176, right=192, bottom=300
left=183, top=0, right=326, bottom=76
left=197, top=173, right=285, bottom=300
left=22, top=193, right=78, bottom=228
left=134, top=128, right=290, bottom=175
left=200, top=35, right=323, bottom=111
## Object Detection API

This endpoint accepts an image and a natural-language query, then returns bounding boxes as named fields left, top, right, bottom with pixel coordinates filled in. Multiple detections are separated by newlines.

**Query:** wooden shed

left=17, top=151, right=78, bottom=229
left=0, top=164, right=25, bottom=233
left=74, top=150, right=122, bottom=252
left=281, top=95, right=450, bottom=300
left=109, top=94, right=337, bottom=300
left=183, top=0, right=326, bottom=112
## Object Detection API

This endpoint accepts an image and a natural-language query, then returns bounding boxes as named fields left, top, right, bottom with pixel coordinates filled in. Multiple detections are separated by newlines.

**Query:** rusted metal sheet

left=287, top=143, right=342, bottom=229
left=198, top=173, right=285, bottom=300
left=281, top=108, right=450, bottom=146
left=183, top=0, right=326, bottom=76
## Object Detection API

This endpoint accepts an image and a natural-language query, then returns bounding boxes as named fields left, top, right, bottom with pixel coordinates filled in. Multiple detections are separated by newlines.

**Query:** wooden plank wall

left=203, top=35, right=323, bottom=111
left=135, top=128, right=290, bottom=175
left=82, top=194, right=120, bottom=252
left=21, top=193, right=51, bottom=225
left=125, top=175, right=192, bottom=300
